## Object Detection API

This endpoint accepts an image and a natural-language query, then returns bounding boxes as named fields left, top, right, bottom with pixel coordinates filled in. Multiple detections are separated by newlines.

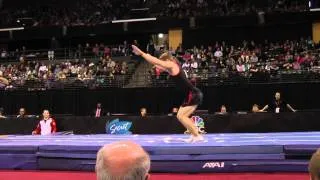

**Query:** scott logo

left=202, top=162, right=225, bottom=169
left=106, top=119, right=132, bottom=134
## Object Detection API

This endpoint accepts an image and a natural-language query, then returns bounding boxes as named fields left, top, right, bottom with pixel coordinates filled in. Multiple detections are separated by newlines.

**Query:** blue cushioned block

left=284, top=145, right=320, bottom=155
left=0, top=154, right=37, bottom=170
left=38, top=158, right=308, bottom=173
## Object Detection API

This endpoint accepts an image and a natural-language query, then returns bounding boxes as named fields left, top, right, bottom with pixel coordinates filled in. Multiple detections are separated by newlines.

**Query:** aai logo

left=202, top=162, right=225, bottom=169
left=106, top=119, right=132, bottom=134
left=184, top=116, right=206, bottom=134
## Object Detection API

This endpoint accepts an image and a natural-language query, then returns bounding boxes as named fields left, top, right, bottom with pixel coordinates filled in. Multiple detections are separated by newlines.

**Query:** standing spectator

left=75, top=44, right=82, bottom=59
left=260, top=92, right=297, bottom=113
left=48, top=37, right=59, bottom=60
left=146, top=40, right=156, bottom=56
left=104, top=46, right=111, bottom=57
left=119, top=41, right=129, bottom=56
left=32, top=110, right=57, bottom=135
left=1, top=49, right=7, bottom=59
left=84, top=43, right=91, bottom=57
left=95, top=141, right=151, bottom=180
left=93, top=44, right=100, bottom=57
left=94, top=103, right=106, bottom=118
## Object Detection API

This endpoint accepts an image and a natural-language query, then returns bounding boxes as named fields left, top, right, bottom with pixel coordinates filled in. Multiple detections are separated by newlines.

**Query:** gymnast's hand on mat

left=132, top=45, right=144, bottom=56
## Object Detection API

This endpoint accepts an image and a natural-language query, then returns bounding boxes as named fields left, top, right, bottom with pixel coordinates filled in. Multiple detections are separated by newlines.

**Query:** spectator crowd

left=0, top=54, right=133, bottom=90
left=1, top=37, right=320, bottom=90
left=1, top=40, right=132, bottom=62
left=0, top=40, right=139, bottom=90
left=153, top=0, right=308, bottom=18
left=150, top=37, right=320, bottom=84
left=0, top=0, right=308, bottom=27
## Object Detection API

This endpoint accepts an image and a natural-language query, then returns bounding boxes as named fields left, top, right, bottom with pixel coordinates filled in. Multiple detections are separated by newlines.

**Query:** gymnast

left=132, top=45, right=204, bottom=143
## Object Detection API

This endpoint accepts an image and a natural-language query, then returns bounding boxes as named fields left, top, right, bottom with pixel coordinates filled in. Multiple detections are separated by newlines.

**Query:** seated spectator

left=236, top=61, right=245, bottom=73
left=32, top=110, right=57, bottom=135
left=140, top=107, right=147, bottom=118
left=190, top=58, right=198, bottom=74
left=95, top=141, right=151, bottom=180
left=168, top=107, right=178, bottom=116
left=0, top=76, right=9, bottom=89
left=216, top=105, right=227, bottom=115
left=250, top=53, right=259, bottom=63
left=252, top=104, right=265, bottom=113
left=214, top=48, right=223, bottom=58
left=0, top=107, right=6, bottom=118
left=17, top=108, right=27, bottom=118
left=249, top=64, right=259, bottom=73
left=121, top=62, right=128, bottom=75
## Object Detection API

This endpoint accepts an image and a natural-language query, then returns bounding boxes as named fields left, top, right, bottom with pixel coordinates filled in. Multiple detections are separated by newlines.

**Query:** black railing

left=148, top=69, right=320, bottom=87
left=4, top=74, right=132, bottom=91
left=0, top=47, right=130, bottom=62
left=2, top=69, right=320, bottom=91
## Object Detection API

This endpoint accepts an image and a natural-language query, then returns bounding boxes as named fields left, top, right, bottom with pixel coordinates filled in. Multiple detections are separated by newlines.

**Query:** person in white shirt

left=39, top=63, right=48, bottom=72
left=250, top=53, right=259, bottom=63
left=214, top=48, right=223, bottom=58
left=236, top=61, right=245, bottom=72
left=190, top=58, right=198, bottom=70
left=32, top=110, right=57, bottom=135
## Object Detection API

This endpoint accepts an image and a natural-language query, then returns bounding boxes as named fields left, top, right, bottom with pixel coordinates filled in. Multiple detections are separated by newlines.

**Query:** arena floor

left=0, top=132, right=318, bottom=173
left=0, top=171, right=310, bottom=180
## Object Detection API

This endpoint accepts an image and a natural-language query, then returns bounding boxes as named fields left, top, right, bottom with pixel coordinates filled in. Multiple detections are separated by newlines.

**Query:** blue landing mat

left=37, top=152, right=284, bottom=160
left=0, top=132, right=319, bottom=172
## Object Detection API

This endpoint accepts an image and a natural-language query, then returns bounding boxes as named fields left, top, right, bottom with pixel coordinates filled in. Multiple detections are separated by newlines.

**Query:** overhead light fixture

left=310, top=8, right=320, bottom=11
left=131, top=8, right=149, bottom=11
left=158, top=33, right=164, bottom=38
left=0, top=27, right=24, bottom=32
left=112, top=18, right=156, bottom=23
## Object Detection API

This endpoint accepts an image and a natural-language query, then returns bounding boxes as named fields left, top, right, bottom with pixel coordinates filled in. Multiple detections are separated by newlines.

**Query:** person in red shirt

left=32, top=110, right=57, bottom=135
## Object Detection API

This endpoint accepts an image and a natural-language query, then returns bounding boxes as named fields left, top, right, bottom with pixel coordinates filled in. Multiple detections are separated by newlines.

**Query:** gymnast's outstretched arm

left=132, top=45, right=173, bottom=71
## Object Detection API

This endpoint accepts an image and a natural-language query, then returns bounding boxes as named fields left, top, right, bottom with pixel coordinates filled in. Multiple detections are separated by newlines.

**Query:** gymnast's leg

left=177, top=105, right=204, bottom=143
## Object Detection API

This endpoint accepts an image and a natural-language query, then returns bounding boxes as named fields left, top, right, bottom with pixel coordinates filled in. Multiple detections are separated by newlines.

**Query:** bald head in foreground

left=96, top=141, right=151, bottom=180
left=309, top=149, right=320, bottom=180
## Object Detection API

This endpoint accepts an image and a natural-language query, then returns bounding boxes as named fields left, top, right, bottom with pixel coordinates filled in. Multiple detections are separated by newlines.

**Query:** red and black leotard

left=171, top=63, right=203, bottom=107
